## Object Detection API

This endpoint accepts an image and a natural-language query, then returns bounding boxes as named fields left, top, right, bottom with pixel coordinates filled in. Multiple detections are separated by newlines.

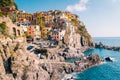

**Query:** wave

left=110, top=57, right=117, bottom=62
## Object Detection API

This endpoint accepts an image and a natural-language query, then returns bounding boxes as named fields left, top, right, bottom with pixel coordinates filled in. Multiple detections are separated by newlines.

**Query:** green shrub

left=0, top=22, right=8, bottom=35
left=0, top=12, right=5, bottom=17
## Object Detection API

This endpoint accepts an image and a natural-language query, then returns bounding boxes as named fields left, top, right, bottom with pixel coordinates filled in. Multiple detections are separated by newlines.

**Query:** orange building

left=27, top=26, right=35, bottom=38
left=27, top=25, right=41, bottom=38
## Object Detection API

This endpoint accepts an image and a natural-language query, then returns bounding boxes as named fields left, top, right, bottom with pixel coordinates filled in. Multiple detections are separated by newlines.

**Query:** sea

left=72, top=37, right=120, bottom=80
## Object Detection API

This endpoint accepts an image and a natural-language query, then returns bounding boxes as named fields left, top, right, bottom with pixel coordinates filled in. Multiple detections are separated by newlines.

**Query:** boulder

left=105, top=57, right=113, bottom=62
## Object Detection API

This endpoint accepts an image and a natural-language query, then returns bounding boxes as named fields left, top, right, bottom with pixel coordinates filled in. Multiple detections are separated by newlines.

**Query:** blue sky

left=14, top=0, right=120, bottom=37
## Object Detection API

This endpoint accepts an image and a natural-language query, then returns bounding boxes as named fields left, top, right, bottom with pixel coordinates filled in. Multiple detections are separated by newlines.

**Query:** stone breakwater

left=62, top=54, right=103, bottom=80
left=0, top=41, right=102, bottom=80
left=95, top=42, right=120, bottom=51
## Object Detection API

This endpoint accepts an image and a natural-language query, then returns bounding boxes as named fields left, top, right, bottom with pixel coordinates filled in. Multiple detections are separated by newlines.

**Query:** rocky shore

left=66, top=54, right=103, bottom=80
left=0, top=40, right=102, bottom=80
left=0, top=16, right=101, bottom=80
left=95, top=42, right=120, bottom=51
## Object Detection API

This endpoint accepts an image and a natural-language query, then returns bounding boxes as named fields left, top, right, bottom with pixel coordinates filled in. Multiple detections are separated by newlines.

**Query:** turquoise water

left=73, top=37, right=120, bottom=80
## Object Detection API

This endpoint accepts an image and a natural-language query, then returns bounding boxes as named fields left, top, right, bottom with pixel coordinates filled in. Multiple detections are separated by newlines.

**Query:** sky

left=14, top=0, right=120, bottom=37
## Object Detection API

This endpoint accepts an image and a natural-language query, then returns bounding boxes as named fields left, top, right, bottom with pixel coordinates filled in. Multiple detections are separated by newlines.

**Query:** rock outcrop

left=63, top=21, right=94, bottom=50
left=95, top=42, right=120, bottom=51
left=0, top=41, right=51, bottom=80
left=74, top=54, right=102, bottom=72
left=0, top=40, right=102, bottom=80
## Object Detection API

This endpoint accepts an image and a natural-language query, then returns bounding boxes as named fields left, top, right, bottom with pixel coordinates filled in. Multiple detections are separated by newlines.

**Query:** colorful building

left=34, top=25, right=41, bottom=38
left=27, top=25, right=41, bottom=39
left=16, top=11, right=33, bottom=23
left=33, top=12, right=44, bottom=28
left=41, top=27, right=51, bottom=39
left=64, top=11, right=76, bottom=22
left=49, top=30, right=59, bottom=41
left=27, top=26, right=35, bottom=38
left=5, top=10, right=81, bottom=42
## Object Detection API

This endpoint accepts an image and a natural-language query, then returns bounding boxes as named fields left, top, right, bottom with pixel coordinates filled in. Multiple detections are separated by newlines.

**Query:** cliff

left=63, top=20, right=94, bottom=50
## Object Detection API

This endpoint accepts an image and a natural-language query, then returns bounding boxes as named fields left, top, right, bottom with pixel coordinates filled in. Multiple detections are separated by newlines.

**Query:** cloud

left=66, top=0, right=89, bottom=12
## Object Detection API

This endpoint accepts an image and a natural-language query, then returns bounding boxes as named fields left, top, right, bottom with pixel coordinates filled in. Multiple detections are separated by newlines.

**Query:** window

left=17, top=30, right=20, bottom=36
left=13, top=28, right=16, bottom=36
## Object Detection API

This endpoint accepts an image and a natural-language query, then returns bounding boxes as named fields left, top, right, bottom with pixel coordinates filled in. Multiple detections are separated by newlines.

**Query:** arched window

left=13, top=27, right=16, bottom=36
left=17, top=30, right=20, bottom=36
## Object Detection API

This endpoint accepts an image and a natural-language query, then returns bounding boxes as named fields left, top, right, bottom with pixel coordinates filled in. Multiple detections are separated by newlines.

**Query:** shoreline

left=95, top=42, right=120, bottom=51
left=62, top=57, right=104, bottom=80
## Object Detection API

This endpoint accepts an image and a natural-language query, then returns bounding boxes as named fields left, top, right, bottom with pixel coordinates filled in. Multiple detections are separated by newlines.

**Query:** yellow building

left=41, top=27, right=51, bottom=39
left=33, top=12, right=46, bottom=30
left=16, top=11, right=33, bottom=23
left=64, top=12, right=76, bottom=22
